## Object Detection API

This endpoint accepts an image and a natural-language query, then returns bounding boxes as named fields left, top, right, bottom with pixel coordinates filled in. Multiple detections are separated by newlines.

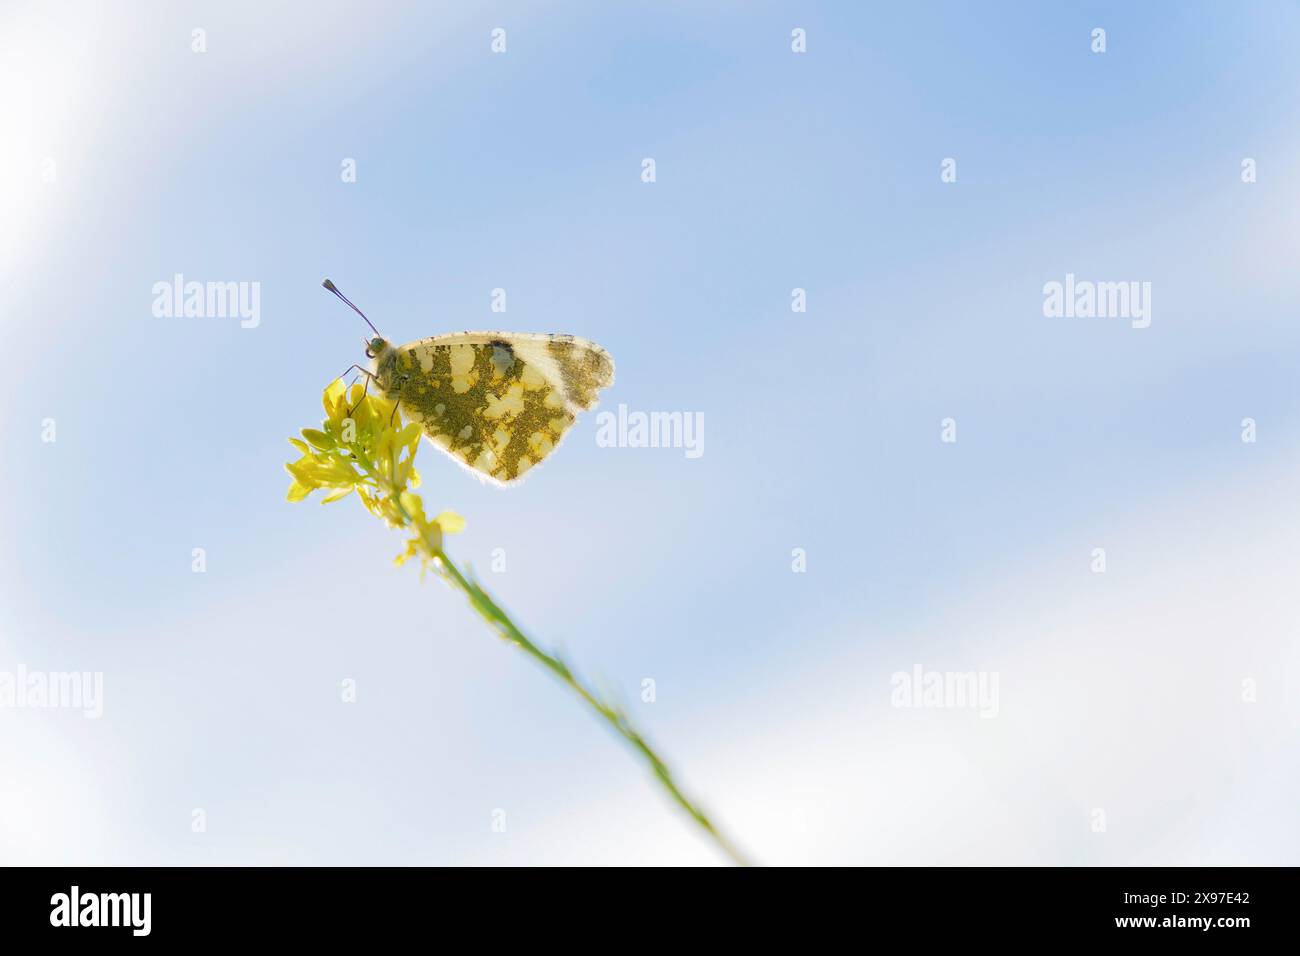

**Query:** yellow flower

left=286, top=382, right=464, bottom=564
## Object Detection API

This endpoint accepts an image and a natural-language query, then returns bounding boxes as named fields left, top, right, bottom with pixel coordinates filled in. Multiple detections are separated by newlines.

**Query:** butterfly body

left=367, top=332, right=614, bottom=485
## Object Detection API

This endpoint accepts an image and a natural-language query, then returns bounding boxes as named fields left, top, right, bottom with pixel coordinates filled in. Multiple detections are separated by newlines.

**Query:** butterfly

left=324, top=279, right=614, bottom=485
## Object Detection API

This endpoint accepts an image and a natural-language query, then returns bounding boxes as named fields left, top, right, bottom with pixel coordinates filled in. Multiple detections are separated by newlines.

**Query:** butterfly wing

left=377, top=332, right=614, bottom=485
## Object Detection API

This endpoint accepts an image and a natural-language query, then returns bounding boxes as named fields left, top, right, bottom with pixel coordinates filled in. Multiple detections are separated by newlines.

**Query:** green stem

left=358, top=449, right=750, bottom=865
left=432, top=548, right=751, bottom=866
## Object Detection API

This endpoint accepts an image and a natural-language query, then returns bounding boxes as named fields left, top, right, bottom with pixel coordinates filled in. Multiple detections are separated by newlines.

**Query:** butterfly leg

left=350, top=373, right=372, bottom=416
left=333, top=364, right=375, bottom=387
left=333, top=364, right=376, bottom=415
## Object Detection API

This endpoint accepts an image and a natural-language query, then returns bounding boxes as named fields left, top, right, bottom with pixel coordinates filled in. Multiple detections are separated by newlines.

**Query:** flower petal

left=286, top=480, right=313, bottom=502
left=397, top=422, right=422, bottom=449
left=302, top=428, right=335, bottom=451
left=324, top=380, right=346, bottom=418
left=285, top=461, right=319, bottom=488
left=433, top=510, right=466, bottom=534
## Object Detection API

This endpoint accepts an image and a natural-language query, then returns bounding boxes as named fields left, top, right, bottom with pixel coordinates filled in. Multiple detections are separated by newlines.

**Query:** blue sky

left=2, top=1, right=1298, bottom=864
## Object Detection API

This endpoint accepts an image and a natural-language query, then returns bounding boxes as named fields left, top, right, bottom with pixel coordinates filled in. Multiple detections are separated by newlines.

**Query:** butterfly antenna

left=322, top=278, right=382, bottom=338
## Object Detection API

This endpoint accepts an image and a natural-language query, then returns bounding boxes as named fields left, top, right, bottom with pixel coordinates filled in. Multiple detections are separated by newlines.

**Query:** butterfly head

left=364, top=336, right=389, bottom=359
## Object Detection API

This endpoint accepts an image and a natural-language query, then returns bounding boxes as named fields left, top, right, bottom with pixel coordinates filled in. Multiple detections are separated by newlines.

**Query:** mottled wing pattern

left=374, top=332, right=614, bottom=485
